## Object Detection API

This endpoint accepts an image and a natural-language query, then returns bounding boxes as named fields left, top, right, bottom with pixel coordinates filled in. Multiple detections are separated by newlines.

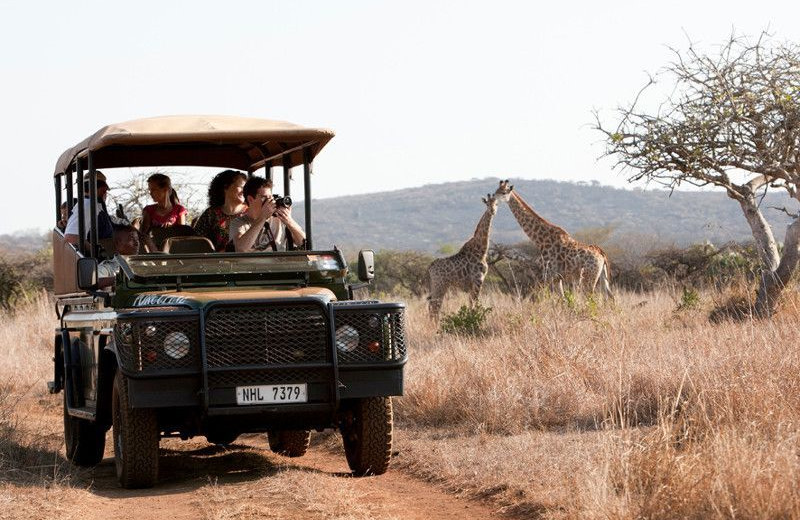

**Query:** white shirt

left=64, top=198, right=105, bottom=236
left=229, top=215, right=288, bottom=252
left=97, top=257, right=121, bottom=278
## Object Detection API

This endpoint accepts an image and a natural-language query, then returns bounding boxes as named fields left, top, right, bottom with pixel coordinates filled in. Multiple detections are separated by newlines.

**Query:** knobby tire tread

left=113, top=372, right=159, bottom=488
left=343, top=397, right=393, bottom=476
left=63, top=394, right=106, bottom=467
left=267, top=430, right=311, bottom=457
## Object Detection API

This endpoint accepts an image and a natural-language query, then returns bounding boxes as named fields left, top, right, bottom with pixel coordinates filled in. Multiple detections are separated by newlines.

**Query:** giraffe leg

left=599, top=261, right=614, bottom=300
left=428, top=283, right=446, bottom=320
left=468, top=278, right=483, bottom=308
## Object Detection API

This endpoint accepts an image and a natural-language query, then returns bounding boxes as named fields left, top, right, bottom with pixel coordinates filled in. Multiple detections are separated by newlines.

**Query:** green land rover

left=49, top=116, right=407, bottom=488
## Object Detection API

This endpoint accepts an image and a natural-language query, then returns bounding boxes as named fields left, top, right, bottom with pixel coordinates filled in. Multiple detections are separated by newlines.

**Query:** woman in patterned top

left=193, top=169, right=248, bottom=252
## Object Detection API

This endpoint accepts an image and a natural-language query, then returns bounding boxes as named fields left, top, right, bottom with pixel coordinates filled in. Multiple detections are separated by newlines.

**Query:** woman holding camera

left=230, top=176, right=306, bottom=252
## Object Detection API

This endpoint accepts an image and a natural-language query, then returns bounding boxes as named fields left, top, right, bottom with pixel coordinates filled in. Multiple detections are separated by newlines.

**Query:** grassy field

left=1, top=287, right=799, bottom=518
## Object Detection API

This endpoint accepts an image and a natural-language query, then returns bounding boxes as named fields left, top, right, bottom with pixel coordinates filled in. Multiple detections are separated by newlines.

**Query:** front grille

left=114, top=314, right=200, bottom=373
left=333, top=306, right=407, bottom=364
left=205, top=304, right=329, bottom=368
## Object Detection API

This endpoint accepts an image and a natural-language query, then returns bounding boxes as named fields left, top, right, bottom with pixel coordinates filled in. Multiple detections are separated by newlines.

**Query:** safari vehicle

left=49, top=116, right=407, bottom=488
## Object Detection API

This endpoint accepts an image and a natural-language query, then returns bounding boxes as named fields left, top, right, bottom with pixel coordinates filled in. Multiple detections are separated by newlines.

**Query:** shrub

left=439, top=304, right=492, bottom=336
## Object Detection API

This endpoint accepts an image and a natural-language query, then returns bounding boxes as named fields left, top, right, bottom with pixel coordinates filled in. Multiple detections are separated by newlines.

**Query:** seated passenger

left=139, top=173, right=187, bottom=252
left=64, top=171, right=114, bottom=245
left=193, top=170, right=248, bottom=252
left=97, top=225, right=140, bottom=288
left=57, top=201, right=70, bottom=231
left=140, top=173, right=187, bottom=233
left=231, top=176, right=306, bottom=252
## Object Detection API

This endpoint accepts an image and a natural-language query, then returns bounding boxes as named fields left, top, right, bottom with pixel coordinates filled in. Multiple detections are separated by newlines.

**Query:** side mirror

left=77, top=257, right=98, bottom=291
left=357, top=249, right=375, bottom=282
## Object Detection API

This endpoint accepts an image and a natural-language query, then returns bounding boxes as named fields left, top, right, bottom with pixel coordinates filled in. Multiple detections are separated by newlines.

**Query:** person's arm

left=232, top=217, right=266, bottom=253
left=234, top=199, right=275, bottom=252
left=176, top=205, right=187, bottom=226
left=140, top=208, right=152, bottom=235
left=274, top=207, right=306, bottom=247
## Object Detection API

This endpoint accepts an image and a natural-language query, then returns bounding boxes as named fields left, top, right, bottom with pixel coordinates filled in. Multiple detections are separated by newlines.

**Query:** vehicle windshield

left=121, top=253, right=344, bottom=278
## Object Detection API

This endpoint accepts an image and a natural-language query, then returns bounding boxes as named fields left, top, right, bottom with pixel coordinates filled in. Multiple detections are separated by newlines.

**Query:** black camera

left=273, top=194, right=292, bottom=208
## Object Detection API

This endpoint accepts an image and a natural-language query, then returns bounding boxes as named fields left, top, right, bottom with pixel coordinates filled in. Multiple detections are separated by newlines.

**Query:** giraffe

left=494, top=180, right=613, bottom=299
left=426, top=193, right=499, bottom=319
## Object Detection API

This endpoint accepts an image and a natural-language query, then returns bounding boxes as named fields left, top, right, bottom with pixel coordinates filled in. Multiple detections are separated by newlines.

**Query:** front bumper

left=114, top=298, right=407, bottom=424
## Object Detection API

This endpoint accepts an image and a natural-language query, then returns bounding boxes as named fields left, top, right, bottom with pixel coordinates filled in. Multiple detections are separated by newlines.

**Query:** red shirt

left=143, top=204, right=187, bottom=228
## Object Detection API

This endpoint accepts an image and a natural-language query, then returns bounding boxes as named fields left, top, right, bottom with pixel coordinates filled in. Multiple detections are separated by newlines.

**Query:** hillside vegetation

left=300, top=177, right=798, bottom=254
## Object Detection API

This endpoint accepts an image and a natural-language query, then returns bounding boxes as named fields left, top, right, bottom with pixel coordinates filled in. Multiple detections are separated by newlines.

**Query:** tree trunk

left=755, top=218, right=800, bottom=317
left=737, top=196, right=780, bottom=272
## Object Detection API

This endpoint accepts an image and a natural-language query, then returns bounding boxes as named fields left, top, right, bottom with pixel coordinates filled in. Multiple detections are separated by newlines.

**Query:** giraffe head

left=494, top=179, right=514, bottom=202
left=481, top=193, right=498, bottom=215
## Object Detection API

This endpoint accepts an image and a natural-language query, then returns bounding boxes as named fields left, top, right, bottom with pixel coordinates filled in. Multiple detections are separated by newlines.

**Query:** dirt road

left=60, top=432, right=502, bottom=520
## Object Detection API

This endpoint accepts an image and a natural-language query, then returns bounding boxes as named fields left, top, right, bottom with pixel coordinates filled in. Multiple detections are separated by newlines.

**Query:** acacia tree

left=596, top=33, right=800, bottom=317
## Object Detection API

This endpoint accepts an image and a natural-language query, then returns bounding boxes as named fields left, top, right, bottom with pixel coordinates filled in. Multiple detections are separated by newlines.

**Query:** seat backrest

left=150, top=224, right=196, bottom=250
left=162, top=236, right=215, bottom=254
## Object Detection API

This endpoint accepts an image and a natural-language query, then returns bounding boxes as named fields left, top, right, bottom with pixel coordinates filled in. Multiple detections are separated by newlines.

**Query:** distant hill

left=0, top=230, right=48, bottom=258
left=7, top=178, right=799, bottom=258
left=298, top=177, right=800, bottom=254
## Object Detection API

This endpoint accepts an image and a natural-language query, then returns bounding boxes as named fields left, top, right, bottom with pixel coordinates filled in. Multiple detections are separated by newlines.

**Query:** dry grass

left=3, top=287, right=800, bottom=518
left=395, top=287, right=800, bottom=518
left=0, top=295, right=69, bottom=487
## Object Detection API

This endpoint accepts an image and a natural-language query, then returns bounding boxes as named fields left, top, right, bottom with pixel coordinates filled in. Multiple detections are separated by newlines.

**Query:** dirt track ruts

left=68, top=432, right=502, bottom=520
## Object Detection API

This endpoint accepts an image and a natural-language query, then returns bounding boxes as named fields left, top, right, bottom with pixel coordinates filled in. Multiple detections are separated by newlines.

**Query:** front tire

left=112, top=371, right=159, bottom=488
left=267, top=430, right=311, bottom=457
left=63, top=394, right=106, bottom=467
left=340, top=397, right=393, bottom=476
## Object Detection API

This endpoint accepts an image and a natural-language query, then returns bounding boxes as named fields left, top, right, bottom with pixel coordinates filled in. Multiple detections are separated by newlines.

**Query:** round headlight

left=163, top=331, right=190, bottom=359
left=335, top=325, right=359, bottom=353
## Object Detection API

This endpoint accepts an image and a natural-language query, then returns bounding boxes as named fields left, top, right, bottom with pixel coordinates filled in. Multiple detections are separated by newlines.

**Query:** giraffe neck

left=460, top=206, right=495, bottom=258
left=507, top=192, right=569, bottom=248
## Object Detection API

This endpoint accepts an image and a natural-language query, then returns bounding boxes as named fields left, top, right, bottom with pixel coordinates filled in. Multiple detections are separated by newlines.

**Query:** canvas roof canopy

left=54, top=115, right=335, bottom=176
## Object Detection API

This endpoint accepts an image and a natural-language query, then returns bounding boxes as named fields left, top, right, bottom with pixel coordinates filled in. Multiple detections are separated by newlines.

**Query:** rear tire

left=63, top=394, right=106, bottom=467
left=112, top=371, right=159, bottom=488
left=267, top=430, right=311, bottom=457
left=340, top=397, right=393, bottom=476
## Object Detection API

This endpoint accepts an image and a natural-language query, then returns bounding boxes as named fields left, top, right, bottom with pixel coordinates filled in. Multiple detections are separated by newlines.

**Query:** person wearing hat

left=64, top=171, right=114, bottom=245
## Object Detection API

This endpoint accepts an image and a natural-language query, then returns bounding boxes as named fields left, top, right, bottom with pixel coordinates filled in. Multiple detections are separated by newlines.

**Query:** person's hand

left=273, top=206, right=293, bottom=223
left=252, top=196, right=277, bottom=222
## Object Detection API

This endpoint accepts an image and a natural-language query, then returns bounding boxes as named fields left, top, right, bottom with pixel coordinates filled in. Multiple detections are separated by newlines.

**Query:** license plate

left=235, top=384, right=308, bottom=405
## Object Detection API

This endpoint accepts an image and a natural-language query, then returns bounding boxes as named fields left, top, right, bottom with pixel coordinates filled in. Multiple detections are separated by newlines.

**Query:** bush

left=439, top=304, right=492, bottom=336
left=372, top=250, right=435, bottom=297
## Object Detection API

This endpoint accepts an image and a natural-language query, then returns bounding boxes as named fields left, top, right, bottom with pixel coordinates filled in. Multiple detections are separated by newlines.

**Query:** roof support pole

left=265, top=160, right=273, bottom=183
left=65, top=170, right=74, bottom=218
left=303, top=147, right=313, bottom=251
left=76, top=159, right=86, bottom=255
left=282, top=154, right=291, bottom=198
left=54, top=175, right=62, bottom=226
left=282, top=154, right=294, bottom=250
left=88, top=153, right=99, bottom=258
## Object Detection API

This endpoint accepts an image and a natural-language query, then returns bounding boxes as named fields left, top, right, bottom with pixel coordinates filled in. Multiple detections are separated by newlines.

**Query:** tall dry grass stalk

left=396, top=287, right=800, bottom=518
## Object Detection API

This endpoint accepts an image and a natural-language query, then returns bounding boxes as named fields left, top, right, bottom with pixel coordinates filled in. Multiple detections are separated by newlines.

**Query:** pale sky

left=1, top=0, right=798, bottom=234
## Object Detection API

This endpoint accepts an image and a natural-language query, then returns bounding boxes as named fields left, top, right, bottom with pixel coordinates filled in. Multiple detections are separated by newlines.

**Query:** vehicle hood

left=126, top=287, right=337, bottom=310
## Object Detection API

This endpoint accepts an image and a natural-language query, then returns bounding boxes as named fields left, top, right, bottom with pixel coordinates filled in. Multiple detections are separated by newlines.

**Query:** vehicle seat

left=162, top=236, right=215, bottom=254
left=150, top=224, right=196, bottom=250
